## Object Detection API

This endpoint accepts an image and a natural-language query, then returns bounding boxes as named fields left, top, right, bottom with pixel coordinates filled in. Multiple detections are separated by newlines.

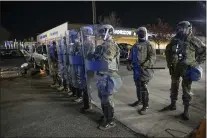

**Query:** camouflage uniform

left=50, top=43, right=61, bottom=87
left=128, top=41, right=156, bottom=113
left=96, top=39, right=120, bottom=125
left=68, top=41, right=81, bottom=97
left=165, top=35, right=206, bottom=106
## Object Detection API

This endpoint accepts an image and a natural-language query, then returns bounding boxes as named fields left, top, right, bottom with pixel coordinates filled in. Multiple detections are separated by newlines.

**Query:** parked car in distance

left=31, top=45, right=48, bottom=69
left=117, top=43, right=132, bottom=61
left=0, top=49, right=30, bottom=79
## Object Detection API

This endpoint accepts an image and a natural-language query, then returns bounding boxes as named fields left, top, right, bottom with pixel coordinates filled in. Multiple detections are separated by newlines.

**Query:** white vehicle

left=31, top=45, right=48, bottom=69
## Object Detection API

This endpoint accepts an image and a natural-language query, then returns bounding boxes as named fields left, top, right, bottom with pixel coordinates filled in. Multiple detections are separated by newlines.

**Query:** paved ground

left=1, top=55, right=205, bottom=137
left=0, top=76, right=144, bottom=137
left=90, top=56, right=206, bottom=137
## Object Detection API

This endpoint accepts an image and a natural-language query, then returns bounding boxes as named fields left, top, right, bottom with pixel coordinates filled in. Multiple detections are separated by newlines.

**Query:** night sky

left=1, top=1, right=206, bottom=40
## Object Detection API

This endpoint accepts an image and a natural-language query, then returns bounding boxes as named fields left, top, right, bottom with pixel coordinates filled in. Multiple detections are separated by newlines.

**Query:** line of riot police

left=46, top=21, right=206, bottom=131
left=47, top=24, right=122, bottom=130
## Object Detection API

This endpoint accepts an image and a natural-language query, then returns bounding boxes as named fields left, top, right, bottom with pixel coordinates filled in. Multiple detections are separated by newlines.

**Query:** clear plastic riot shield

left=68, top=30, right=82, bottom=97
left=61, top=37, right=68, bottom=91
left=80, top=25, right=123, bottom=108
left=79, top=26, right=105, bottom=106
left=65, top=30, right=72, bottom=91
left=46, top=41, right=53, bottom=76
left=56, top=38, right=65, bottom=89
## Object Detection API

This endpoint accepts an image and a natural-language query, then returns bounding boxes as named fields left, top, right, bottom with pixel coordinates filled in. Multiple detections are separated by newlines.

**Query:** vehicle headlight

left=21, top=63, right=29, bottom=68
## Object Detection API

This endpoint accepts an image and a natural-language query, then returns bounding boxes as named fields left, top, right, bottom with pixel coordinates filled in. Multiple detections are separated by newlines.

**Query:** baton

left=147, top=67, right=166, bottom=69
left=130, top=66, right=166, bottom=70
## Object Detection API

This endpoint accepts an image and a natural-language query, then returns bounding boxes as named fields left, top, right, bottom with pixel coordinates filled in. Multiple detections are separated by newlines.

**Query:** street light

left=92, top=1, right=97, bottom=46
left=92, top=1, right=96, bottom=25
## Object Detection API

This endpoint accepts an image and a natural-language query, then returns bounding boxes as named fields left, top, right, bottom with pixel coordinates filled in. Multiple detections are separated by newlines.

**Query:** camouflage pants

left=170, top=64, right=193, bottom=106
left=134, top=80, right=149, bottom=101
left=77, top=65, right=86, bottom=90
left=98, top=92, right=114, bottom=107
left=50, top=61, right=61, bottom=85
left=98, top=92, right=114, bottom=122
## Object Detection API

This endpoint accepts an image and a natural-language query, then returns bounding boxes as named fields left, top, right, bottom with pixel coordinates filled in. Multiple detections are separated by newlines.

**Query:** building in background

left=40, top=22, right=206, bottom=50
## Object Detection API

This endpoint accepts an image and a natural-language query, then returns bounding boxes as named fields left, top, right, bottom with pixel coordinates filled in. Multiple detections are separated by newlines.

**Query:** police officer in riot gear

left=162, top=21, right=206, bottom=120
left=79, top=26, right=95, bottom=113
left=68, top=30, right=83, bottom=101
left=57, top=37, right=68, bottom=92
left=94, top=24, right=122, bottom=130
left=127, top=27, right=156, bottom=115
left=50, top=41, right=61, bottom=88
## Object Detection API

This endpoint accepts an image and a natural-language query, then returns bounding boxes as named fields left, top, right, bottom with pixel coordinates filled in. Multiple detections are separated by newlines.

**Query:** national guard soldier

left=68, top=30, right=82, bottom=100
left=57, top=37, right=68, bottom=92
left=161, top=21, right=206, bottom=120
left=91, top=24, right=122, bottom=130
left=50, top=41, right=61, bottom=88
left=127, top=27, right=156, bottom=115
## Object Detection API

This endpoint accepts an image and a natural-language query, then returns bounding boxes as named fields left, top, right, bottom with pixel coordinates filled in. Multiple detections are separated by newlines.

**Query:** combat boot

left=67, top=88, right=73, bottom=96
left=98, top=105, right=116, bottom=130
left=139, top=92, right=149, bottom=115
left=128, top=100, right=142, bottom=107
left=74, top=97, right=83, bottom=103
left=80, top=89, right=93, bottom=113
left=97, top=104, right=105, bottom=122
left=68, top=87, right=77, bottom=99
left=80, top=104, right=92, bottom=113
left=73, top=89, right=83, bottom=103
left=57, top=85, right=64, bottom=92
left=160, top=101, right=176, bottom=111
left=50, top=83, right=59, bottom=88
left=182, top=105, right=190, bottom=120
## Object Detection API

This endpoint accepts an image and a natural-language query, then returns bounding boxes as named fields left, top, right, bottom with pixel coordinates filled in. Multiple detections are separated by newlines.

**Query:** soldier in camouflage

left=68, top=30, right=82, bottom=100
left=162, top=21, right=206, bottom=120
left=95, top=24, right=121, bottom=130
left=50, top=41, right=61, bottom=88
left=127, top=27, right=156, bottom=115
left=72, top=32, right=84, bottom=103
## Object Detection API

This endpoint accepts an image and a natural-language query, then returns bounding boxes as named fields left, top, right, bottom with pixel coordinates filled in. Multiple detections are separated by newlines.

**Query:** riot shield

left=61, top=36, right=68, bottom=91
left=79, top=26, right=104, bottom=106
left=65, top=30, right=73, bottom=92
left=46, top=41, right=53, bottom=76
left=80, top=25, right=123, bottom=108
left=68, top=30, right=82, bottom=97
left=56, top=38, right=65, bottom=91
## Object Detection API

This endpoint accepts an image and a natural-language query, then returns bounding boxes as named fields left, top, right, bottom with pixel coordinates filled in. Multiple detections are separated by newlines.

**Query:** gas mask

left=175, top=21, right=192, bottom=40
left=136, top=27, right=148, bottom=42
left=98, top=24, right=114, bottom=41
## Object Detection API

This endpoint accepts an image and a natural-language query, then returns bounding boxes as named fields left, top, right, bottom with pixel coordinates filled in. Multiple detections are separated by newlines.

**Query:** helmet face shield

left=98, top=24, right=114, bottom=41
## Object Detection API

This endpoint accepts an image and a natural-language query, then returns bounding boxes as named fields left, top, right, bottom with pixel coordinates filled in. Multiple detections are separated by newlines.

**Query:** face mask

left=138, top=30, right=146, bottom=39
